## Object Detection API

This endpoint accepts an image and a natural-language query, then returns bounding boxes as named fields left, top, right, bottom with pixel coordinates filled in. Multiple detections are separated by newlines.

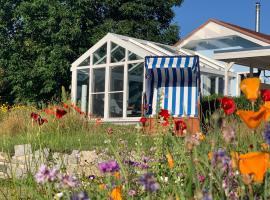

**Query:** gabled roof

left=71, top=32, right=236, bottom=76
left=174, top=19, right=270, bottom=47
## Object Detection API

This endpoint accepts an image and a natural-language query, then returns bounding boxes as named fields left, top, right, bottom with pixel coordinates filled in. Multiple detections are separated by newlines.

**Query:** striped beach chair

left=144, top=56, right=200, bottom=133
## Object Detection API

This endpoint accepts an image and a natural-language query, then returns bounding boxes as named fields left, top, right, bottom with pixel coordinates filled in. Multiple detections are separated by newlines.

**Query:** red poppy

left=161, top=120, right=169, bottom=127
left=219, top=97, right=236, bottom=115
left=74, top=106, right=81, bottom=113
left=38, top=118, right=48, bottom=125
left=174, top=119, right=187, bottom=131
left=159, top=109, right=170, bottom=120
left=55, top=108, right=67, bottom=119
left=261, top=89, right=270, bottom=101
left=31, top=112, right=40, bottom=121
left=63, top=103, right=69, bottom=109
left=31, top=112, right=48, bottom=126
left=140, top=117, right=147, bottom=126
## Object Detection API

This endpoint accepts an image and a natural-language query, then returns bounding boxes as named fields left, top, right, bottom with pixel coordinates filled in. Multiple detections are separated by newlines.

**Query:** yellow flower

left=166, top=152, right=174, bottom=169
left=240, top=77, right=261, bottom=102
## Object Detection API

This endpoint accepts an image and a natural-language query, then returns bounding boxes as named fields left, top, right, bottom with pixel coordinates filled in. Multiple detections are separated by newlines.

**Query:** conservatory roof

left=71, top=33, right=236, bottom=77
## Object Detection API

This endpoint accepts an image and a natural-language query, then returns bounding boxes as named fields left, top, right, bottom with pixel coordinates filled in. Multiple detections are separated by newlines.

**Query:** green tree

left=0, top=0, right=183, bottom=103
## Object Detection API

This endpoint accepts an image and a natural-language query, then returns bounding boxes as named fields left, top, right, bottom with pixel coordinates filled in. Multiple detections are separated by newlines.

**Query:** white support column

left=104, top=41, right=111, bottom=119
left=215, top=77, right=219, bottom=94
left=224, top=62, right=234, bottom=96
left=71, top=68, right=77, bottom=104
left=88, top=56, right=93, bottom=115
left=236, top=73, right=241, bottom=97
left=123, top=49, right=128, bottom=118
left=81, top=85, right=87, bottom=112
left=201, top=74, right=204, bottom=96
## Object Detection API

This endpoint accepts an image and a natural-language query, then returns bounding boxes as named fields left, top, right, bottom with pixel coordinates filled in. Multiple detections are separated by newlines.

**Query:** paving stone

left=14, top=144, right=32, bottom=157
left=0, top=171, right=7, bottom=179
left=0, top=152, right=8, bottom=162
left=79, top=150, right=98, bottom=165
left=53, top=153, right=69, bottom=168
left=6, top=163, right=27, bottom=179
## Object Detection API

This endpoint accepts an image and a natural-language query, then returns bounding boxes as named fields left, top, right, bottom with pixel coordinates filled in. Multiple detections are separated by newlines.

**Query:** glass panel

left=218, top=77, right=224, bottom=94
left=79, top=57, right=90, bottom=66
left=111, top=42, right=125, bottom=63
left=210, top=77, right=216, bottom=94
left=110, top=65, right=124, bottom=91
left=76, top=68, right=89, bottom=112
left=93, top=43, right=107, bottom=65
left=127, top=63, right=144, bottom=117
left=92, top=94, right=104, bottom=117
left=109, top=92, right=123, bottom=117
left=92, top=68, right=105, bottom=92
left=128, top=51, right=142, bottom=61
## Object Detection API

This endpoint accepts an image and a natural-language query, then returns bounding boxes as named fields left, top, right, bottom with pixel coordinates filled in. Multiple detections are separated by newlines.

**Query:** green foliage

left=0, top=0, right=183, bottom=103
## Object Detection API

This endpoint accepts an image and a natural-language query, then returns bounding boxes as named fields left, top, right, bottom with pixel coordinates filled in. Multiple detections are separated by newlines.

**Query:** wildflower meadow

left=1, top=77, right=270, bottom=200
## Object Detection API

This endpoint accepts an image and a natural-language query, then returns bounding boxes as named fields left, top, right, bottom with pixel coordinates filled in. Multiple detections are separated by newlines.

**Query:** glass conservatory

left=71, top=33, right=236, bottom=122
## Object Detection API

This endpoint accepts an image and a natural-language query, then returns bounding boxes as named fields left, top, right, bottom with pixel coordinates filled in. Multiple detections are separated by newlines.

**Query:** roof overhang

left=213, top=47, right=270, bottom=69
left=175, top=19, right=270, bottom=49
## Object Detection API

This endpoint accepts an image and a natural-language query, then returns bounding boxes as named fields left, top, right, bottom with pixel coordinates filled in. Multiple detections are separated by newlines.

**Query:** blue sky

left=173, top=0, right=270, bottom=38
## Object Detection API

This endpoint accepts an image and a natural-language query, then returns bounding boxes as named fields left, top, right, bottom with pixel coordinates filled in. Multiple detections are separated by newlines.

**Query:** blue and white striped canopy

left=145, top=56, right=200, bottom=117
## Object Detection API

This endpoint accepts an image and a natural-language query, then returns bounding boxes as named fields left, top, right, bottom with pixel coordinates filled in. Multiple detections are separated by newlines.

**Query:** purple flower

left=60, top=174, right=80, bottom=188
left=98, top=160, right=120, bottom=173
left=202, top=190, right=212, bottom=200
left=35, top=164, right=58, bottom=184
left=128, top=189, right=137, bottom=196
left=124, top=160, right=149, bottom=169
left=88, top=175, right=95, bottom=180
left=70, top=191, right=90, bottom=200
left=138, top=173, right=160, bottom=192
left=264, top=122, right=270, bottom=145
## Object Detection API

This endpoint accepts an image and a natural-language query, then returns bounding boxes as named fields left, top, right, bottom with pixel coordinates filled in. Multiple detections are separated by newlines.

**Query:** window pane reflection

left=109, top=93, right=123, bottom=117
left=93, top=68, right=105, bottom=93
left=93, top=44, right=107, bottom=65
left=76, top=69, right=89, bottom=113
left=110, top=66, right=124, bottom=92
left=127, top=63, right=143, bottom=117
left=92, top=94, right=104, bottom=117
left=111, top=42, right=125, bottom=63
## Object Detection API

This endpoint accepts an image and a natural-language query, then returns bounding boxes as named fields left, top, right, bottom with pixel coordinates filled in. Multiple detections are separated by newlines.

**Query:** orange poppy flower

left=231, top=152, right=270, bottom=183
left=240, top=78, right=261, bottom=102
left=110, top=186, right=123, bottom=200
left=262, top=101, right=270, bottom=122
left=236, top=106, right=266, bottom=129
left=166, top=153, right=174, bottom=169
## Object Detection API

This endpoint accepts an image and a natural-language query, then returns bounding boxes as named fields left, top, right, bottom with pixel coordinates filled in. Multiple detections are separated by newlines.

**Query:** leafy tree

left=0, top=0, right=183, bottom=103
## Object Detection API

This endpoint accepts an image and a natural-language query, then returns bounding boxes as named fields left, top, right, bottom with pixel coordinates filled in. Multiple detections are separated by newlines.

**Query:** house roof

left=174, top=19, right=270, bottom=47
